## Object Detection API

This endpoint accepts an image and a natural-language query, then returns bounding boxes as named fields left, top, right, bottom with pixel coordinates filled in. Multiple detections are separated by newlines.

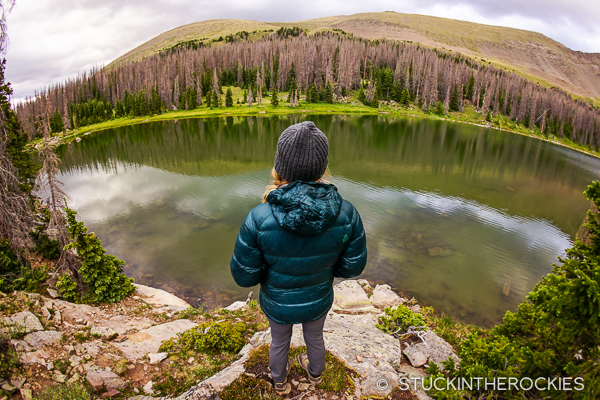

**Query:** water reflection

left=56, top=115, right=600, bottom=325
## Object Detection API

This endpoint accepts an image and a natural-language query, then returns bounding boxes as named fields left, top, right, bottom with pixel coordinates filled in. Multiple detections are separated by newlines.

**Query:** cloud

left=4, top=0, right=599, bottom=101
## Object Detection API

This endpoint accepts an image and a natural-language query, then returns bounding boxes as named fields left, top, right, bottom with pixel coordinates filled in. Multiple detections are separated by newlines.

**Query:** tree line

left=15, top=29, right=600, bottom=148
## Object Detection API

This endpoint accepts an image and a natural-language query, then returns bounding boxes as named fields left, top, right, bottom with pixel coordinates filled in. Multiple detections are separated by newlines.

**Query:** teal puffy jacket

left=230, top=181, right=367, bottom=324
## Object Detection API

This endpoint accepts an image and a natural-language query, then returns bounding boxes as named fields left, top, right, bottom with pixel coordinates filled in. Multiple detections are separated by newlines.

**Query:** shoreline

left=28, top=103, right=600, bottom=160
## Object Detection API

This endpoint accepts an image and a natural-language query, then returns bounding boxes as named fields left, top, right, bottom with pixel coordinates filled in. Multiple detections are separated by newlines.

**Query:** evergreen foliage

left=434, top=101, right=445, bottom=115
left=0, top=239, right=49, bottom=293
left=62, top=208, right=135, bottom=304
left=449, top=85, right=460, bottom=112
left=324, top=83, right=333, bottom=104
left=270, top=89, right=279, bottom=106
left=225, top=87, right=233, bottom=107
left=0, top=59, right=38, bottom=189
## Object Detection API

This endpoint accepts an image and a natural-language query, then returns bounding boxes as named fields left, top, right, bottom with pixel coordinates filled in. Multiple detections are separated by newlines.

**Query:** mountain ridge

left=111, top=12, right=600, bottom=104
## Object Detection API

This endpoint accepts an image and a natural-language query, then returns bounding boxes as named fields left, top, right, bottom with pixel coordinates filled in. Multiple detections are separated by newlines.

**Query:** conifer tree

left=449, top=84, right=460, bottom=112
left=211, top=89, right=219, bottom=108
left=225, top=87, right=233, bottom=107
left=206, top=89, right=212, bottom=108
left=271, top=89, right=279, bottom=106
left=324, top=83, right=333, bottom=104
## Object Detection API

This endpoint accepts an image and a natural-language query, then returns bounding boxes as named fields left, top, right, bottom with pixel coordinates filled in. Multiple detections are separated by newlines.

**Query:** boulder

left=134, top=284, right=192, bottom=312
left=19, top=350, right=49, bottom=365
left=402, top=331, right=460, bottom=370
left=148, top=352, right=168, bottom=364
left=5, top=311, right=44, bottom=334
left=332, top=280, right=378, bottom=313
left=370, top=284, right=404, bottom=309
left=23, top=330, right=63, bottom=349
left=91, top=326, right=118, bottom=340
left=114, top=319, right=198, bottom=361
left=86, top=366, right=127, bottom=391
left=224, top=301, right=246, bottom=312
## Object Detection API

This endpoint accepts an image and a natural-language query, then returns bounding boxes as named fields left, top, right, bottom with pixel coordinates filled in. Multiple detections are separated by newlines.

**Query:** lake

left=56, top=114, right=600, bottom=326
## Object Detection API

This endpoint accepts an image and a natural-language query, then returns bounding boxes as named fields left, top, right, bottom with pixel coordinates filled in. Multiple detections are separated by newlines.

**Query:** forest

left=14, top=28, right=600, bottom=149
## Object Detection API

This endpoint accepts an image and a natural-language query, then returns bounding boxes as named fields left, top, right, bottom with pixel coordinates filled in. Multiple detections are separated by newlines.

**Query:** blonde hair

left=262, top=168, right=332, bottom=203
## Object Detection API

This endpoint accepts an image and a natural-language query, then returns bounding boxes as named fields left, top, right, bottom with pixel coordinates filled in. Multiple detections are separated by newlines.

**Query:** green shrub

left=0, top=239, right=49, bottom=293
left=161, top=321, right=247, bottom=354
left=37, top=382, right=91, bottom=400
left=428, top=181, right=600, bottom=399
left=376, top=304, right=426, bottom=335
left=0, top=337, right=18, bottom=379
left=56, top=274, right=80, bottom=303
left=64, top=207, right=135, bottom=303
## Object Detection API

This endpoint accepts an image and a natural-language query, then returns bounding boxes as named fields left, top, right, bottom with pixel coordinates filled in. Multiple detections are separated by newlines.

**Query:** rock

left=46, top=288, right=59, bottom=298
left=53, top=373, right=66, bottom=383
left=114, top=319, right=198, bottom=361
left=9, top=377, right=26, bottom=389
left=68, top=373, right=81, bottom=384
left=75, top=342, right=101, bottom=357
left=99, top=315, right=153, bottom=336
left=332, top=280, right=378, bottom=313
left=251, top=312, right=401, bottom=398
left=224, top=301, right=246, bottom=312
left=402, top=331, right=460, bottom=370
left=114, top=359, right=129, bottom=376
left=23, top=330, right=63, bottom=349
left=86, top=366, right=127, bottom=391
left=134, top=284, right=192, bottom=312
left=370, top=285, right=404, bottom=309
left=357, top=279, right=372, bottom=288
left=148, top=352, right=168, bottom=364
left=53, top=300, right=98, bottom=324
left=19, top=388, right=33, bottom=400
left=70, top=355, right=83, bottom=367
left=427, top=247, right=454, bottom=257
left=101, top=389, right=121, bottom=398
left=52, top=310, right=62, bottom=324
left=403, top=349, right=428, bottom=367
left=10, top=339, right=32, bottom=352
left=142, top=380, right=154, bottom=395
left=5, top=311, right=44, bottom=333
left=297, top=382, right=311, bottom=391
left=91, top=326, right=118, bottom=340
left=19, top=350, right=49, bottom=365
left=1, top=382, right=16, bottom=394
left=41, top=307, right=51, bottom=319
left=44, top=300, right=54, bottom=310
left=46, top=361, right=54, bottom=371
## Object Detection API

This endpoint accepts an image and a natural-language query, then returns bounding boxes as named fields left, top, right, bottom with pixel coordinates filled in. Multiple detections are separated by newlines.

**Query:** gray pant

left=267, top=314, right=327, bottom=383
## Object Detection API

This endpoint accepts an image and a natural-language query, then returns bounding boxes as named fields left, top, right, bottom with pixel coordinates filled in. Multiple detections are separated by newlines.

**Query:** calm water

left=56, top=115, right=600, bottom=326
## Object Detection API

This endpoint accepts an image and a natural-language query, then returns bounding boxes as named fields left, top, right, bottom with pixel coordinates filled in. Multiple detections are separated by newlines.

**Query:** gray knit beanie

left=274, top=121, right=329, bottom=182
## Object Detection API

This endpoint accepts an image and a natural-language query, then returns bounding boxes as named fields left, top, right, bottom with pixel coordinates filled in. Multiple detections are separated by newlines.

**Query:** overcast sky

left=4, top=0, right=600, bottom=102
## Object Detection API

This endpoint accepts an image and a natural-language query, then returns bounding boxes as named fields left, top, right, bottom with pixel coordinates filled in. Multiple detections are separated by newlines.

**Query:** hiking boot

left=297, top=353, right=323, bottom=385
left=272, top=361, right=291, bottom=395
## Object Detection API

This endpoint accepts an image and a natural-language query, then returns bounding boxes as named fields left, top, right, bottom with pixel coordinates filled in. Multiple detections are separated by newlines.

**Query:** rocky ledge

left=0, top=281, right=459, bottom=400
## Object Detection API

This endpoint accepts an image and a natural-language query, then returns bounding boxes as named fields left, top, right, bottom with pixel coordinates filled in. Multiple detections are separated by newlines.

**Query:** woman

left=230, top=121, right=367, bottom=395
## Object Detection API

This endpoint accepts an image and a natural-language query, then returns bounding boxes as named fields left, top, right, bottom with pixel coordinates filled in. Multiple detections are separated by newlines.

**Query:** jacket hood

left=266, top=181, right=343, bottom=235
